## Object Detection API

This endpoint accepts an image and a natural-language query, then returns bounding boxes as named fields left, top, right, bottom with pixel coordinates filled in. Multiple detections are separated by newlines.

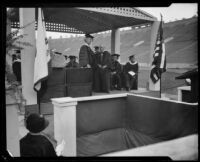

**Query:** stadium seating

left=49, top=17, right=197, bottom=65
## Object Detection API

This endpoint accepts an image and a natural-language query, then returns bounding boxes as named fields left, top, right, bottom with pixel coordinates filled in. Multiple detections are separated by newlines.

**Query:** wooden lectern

left=176, top=68, right=198, bottom=103
left=39, top=68, right=93, bottom=102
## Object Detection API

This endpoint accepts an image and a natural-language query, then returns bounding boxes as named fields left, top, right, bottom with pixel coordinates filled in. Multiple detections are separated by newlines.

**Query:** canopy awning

left=9, top=7, right=157, bottom=34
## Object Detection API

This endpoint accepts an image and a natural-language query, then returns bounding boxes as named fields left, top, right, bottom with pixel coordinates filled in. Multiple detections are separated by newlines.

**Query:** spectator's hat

left=85, top=34, right=94, bottom=39
left=111, top=53, right=120, bottom=58
left=25, top=113, right=49, bottom=133
left=69, top=55, right=77, bottom=59
left=129, top=54, right=135, bottom=59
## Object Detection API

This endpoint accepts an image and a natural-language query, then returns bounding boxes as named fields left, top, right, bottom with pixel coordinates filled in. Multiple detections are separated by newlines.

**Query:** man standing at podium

left=79, top=34, right=94, bottom=68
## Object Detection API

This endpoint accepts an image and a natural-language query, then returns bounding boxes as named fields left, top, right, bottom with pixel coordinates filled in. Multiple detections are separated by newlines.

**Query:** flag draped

left=150, top=15, right=166, bottom=84
left=33, top=8, right=50, bottom=91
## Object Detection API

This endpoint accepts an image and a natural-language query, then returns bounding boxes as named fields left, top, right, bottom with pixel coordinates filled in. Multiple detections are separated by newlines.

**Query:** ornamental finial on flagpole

left=160, top=13, right=163, bottom=21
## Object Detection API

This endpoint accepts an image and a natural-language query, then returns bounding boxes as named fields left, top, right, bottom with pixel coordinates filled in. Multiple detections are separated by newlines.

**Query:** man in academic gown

left=66, top=55, right=79, bottom=68
left=12, top=52, right=21, bottom=84
left=79, top=34, right=94, bottom=68
left=124, top=55, right=139, bottom=91
left=93, top=46, right=112, bottom=93
left=92, top=46, right=101, bottom=91
left=110, top=54, right=123, bottom=90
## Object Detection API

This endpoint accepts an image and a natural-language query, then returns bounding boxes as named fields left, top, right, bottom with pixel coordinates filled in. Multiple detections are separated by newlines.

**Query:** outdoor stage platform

left=17, top=91, right=197, bottom=160
left=25, top=88, right=177, bottom=115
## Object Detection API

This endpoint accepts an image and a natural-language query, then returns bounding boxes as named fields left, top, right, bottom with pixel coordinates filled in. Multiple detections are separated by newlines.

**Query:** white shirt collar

left=84, top=43, right=92, bottom=48
left=129, top=61, right=137, bottom=65
left=13, top=59, right=21, bottom=63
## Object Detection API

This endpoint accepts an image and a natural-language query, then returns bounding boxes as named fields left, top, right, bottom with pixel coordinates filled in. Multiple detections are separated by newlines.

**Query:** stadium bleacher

left=49, top=17, right=197, bottom=67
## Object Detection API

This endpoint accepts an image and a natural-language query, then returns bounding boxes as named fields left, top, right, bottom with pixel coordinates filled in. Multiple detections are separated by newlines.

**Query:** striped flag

left=33, top=8, right=50, bottom=91
left=150, top=15, right=166, bottom=84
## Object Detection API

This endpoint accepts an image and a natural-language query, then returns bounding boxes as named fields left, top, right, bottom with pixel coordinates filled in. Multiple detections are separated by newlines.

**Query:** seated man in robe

left=66, top=55, right=79, bottom=68
left=123, top=54, right=139, bottom=91
left=110, top=54, right=123, bottom=90
left=12, top=51, right=21, bottom=84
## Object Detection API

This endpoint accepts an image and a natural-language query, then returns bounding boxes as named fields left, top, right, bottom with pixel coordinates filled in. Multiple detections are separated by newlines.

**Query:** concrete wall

left=52, top=93, right=198, bottom=157
left=76, top=97, right=126, bottom=137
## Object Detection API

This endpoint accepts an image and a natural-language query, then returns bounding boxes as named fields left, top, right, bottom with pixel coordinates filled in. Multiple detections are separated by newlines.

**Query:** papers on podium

left=128, top=71, right=135, bottom=76
left=51, top=54, right=67, bottom=68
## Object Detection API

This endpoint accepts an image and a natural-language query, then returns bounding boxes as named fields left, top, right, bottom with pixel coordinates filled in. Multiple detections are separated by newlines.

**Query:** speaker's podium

left=39, top=68, right=93, bottom=102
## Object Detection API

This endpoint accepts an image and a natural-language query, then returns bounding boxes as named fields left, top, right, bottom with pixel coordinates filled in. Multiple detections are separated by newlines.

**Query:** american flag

left=150, top=15, right=166, bottom=84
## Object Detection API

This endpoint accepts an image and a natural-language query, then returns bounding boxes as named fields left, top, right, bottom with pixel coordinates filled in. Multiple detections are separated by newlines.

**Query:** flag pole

left=160, top=74, right=162, bottom=98
left=160, top=13, right=163, bottom=98
left=37, top=92, right=41, bottom=114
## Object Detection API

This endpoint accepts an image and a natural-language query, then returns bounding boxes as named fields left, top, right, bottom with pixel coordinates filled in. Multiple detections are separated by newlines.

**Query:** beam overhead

left=8, top=7, right=157, bottom=34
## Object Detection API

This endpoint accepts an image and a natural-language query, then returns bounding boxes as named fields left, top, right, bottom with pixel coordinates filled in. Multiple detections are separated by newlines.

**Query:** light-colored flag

left=33, top=8, right=50, bottom=91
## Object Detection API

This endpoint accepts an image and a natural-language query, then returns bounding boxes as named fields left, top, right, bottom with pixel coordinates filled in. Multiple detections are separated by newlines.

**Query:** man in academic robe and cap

left=79, top=34, right=95, bottom=68
left=92, top=46, right=101, bottom=90
left=12, top=50, right=21, bottom=83
left=93, top=46, right=112, bottom=93
left=66, top=55, right=79, bottom=68
left=123, top=54, right=139, bottom=91
left=110, top=53, right=123, bottom=90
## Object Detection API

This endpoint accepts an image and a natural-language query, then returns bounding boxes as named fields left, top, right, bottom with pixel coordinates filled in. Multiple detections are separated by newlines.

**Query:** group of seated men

left=92, top=45, right=139, bottom=93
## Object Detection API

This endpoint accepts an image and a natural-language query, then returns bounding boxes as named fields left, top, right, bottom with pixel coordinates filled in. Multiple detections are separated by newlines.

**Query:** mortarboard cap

left=111, top=53, right=120, bottom=57
left=69, top=55, right=77, bottom=59
left=85, top=34, right=94, bottom=39
left=54, top=51, right=62, bottom=55
left=14, top=49, right=21, bottom=53
left=129, top=55, right=135, bottom=59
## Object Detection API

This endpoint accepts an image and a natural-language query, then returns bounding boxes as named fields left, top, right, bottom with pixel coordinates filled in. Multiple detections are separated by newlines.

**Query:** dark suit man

left=66, top=55, right=79, bottom=68
left=124, top=55, right=139, bottom=91
left=110, top=54, right=123, bottom=90
left=79, top=34, right=94, bottom=68
left=93, top=46, right=112, bottom=93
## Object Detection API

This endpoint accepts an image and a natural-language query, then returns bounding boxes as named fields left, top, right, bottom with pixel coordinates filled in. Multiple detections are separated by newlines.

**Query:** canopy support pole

left=19, top=8, right=37, bottom=105
left=111, top=28, right=120, bottom=54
